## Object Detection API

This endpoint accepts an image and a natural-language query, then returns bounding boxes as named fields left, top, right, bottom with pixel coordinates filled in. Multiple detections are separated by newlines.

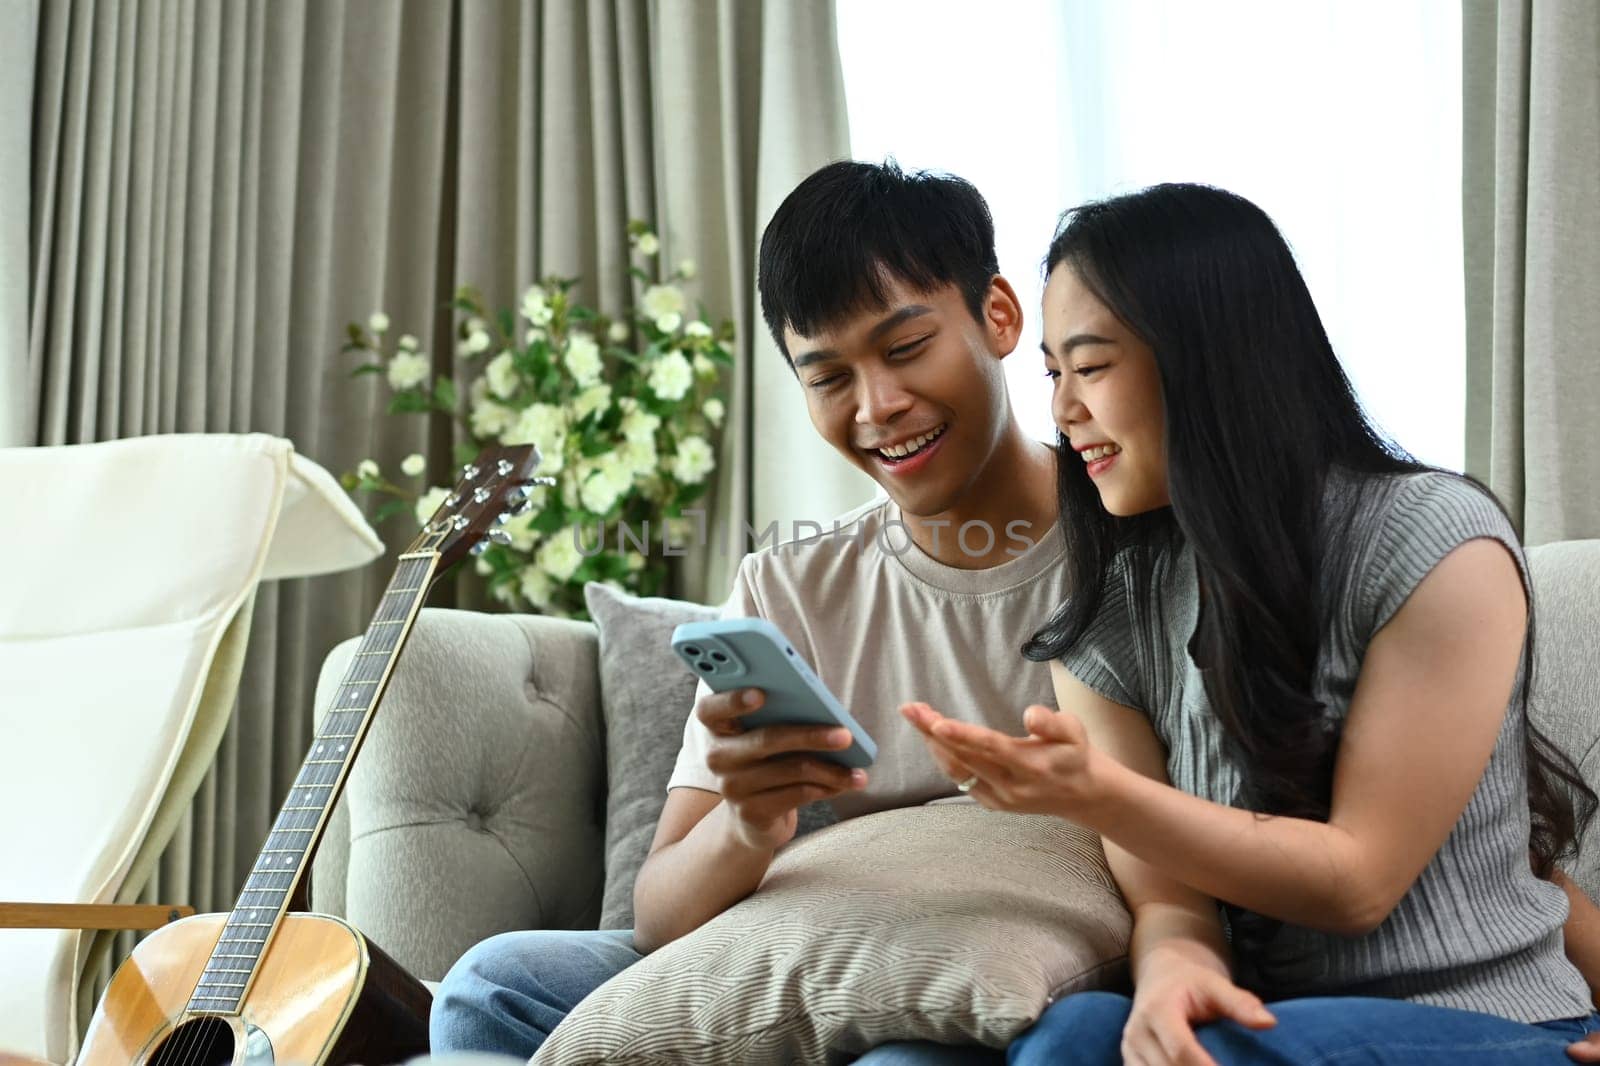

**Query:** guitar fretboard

left=186, top=552, right=438, bottom=1014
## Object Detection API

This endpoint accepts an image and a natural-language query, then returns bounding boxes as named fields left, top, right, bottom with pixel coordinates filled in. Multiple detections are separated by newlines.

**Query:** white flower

left=561, top=474, right=580, bottom=508
left=678, top=258, right=697, bottom=279
left=703, top=398, right=725, bottom=426
left=537, top=526, right=585, bottom=582
left=693, top=354, right=716, bottom=378
left=519, top=565, right=555, bottom=608
left=413, top=486, right=451, bottom=526
left=387, top=352, right=430, bottom=390
left=619, top=402, right=662, bottom=443
left=564, top=332, right=604, bottom=386
left=368, top=311, right=390, bottom=334
left=486, top=351, right=519, bottom=399
left=466, top=329, right=491, bottom=354
left=671, top=435, right=716, bottom=484
left=655, top=312, right=682, bottom=334
left=640, top=284, right=685, bottom=320
left=607, top=321, right=630, bottom=343
left=579, top=468, right=628, bottom=514
left=647, top=351, right=694, bottom=401
left=521, top=285, right=548, bottom=317
left=466, top=316, right=486, bottom=333
left=618, top=436, right=659, bottom=478
left=490, top=581, right=516, bottom=606
left=471, top=399, right=514, bottom=438
left=635, top=232, right=660, bottom=255
left=685, top=320, right=713, bottom=340
left=500, top=509, right=541, bottom=551
left=529, top=303, right=555, bottom=326
left=570, top=384, right=612, bottom=422
left=525, top=327, right=546, bottom=345
left=398, top=333, right=419, bottom=351
left=475, top=557, right=493, bottom=576
left=401, top=453, right=426, bottom=477
left=503, top=402, right=568, bottom=474
left=357, top=459, right=380, bottom=480
left=626, top=551, right=646, bottom=572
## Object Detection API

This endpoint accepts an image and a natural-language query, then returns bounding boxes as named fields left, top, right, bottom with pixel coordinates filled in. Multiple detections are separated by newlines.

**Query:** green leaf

left=674, top=481, right=711, bottom=507
left=349, top=363, right=385, bottom=377
left=387, top=391, right=433, bottom=415
left=568, top=306, right=596, bottom=321
left=579, top=431, right=612, bottom=457
left=530, top=505, right=565, bottom=535
left=346, top=323, right=365, bottom=344
left=433, top=375, right=458, bottom=410
left=373, top=499, right=410, bottom=524
left=628, top=267, right=649, bottom=283
left=454, top=441, right=481, bottom=467
left=705, top=344, right=734, bottom=366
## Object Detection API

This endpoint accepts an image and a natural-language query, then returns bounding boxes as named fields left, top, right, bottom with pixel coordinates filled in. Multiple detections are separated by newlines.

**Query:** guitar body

left=77, top=913, right=430, bottom=1065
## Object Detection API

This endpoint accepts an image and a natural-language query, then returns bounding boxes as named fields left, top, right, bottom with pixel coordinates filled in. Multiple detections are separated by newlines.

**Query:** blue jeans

left=431, top=929, right=643, bottom=1056
left=429, top=927, right=1004, bottom=1062
left=1008, top=990, right=1600, bottom=1065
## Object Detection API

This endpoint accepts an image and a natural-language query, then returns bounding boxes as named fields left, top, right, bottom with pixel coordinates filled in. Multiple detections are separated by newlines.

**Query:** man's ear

left=984, top=275, right=1025, bottom=358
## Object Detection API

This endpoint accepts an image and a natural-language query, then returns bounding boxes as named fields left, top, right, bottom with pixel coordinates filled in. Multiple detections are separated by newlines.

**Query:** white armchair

left=0, top=433, right=382, bottom=1065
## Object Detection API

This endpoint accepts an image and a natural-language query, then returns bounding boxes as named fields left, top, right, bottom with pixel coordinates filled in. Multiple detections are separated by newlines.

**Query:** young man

left=430, top=160, right=1063, bottom=1064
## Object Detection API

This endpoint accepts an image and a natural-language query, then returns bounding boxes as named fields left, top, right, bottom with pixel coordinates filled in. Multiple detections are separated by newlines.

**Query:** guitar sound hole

left=149, top=1016, right=236, bottom=1066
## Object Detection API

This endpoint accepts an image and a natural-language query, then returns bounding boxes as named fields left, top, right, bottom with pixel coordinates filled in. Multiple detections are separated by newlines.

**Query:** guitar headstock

left=410, top=444, right=554, bottom=573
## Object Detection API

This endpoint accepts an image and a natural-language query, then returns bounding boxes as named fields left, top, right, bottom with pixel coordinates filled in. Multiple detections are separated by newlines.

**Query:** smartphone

left=670, top=617, right=877, bottom=769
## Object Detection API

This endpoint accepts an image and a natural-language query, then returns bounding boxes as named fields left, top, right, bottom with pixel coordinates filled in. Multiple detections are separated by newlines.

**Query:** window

left=838, top=0, right=1464, bottom=469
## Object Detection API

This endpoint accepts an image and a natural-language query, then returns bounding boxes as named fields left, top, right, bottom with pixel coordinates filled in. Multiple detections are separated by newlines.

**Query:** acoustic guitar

left=77, top=444, right=552, bottom=1065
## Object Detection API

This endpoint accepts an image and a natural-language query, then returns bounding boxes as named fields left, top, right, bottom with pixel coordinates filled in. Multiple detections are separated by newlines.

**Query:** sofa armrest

left=312, top=606, right=605, bottom=982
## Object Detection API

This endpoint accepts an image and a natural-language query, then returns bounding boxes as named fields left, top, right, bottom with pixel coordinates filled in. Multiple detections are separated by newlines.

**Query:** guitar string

left=165, top=553, right=430, bottom=1066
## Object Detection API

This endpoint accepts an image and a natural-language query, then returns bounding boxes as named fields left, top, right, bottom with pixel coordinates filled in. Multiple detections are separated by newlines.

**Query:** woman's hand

left=900, top=701, right=1115, bottom=821
left=1122, top=947, right=1276, bottom=1066
left=1568, top=1032, right=1600, bottom=1062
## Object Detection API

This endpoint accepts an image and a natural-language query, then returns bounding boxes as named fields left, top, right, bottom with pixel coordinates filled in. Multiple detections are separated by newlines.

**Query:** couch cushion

left=535, top=804, right=1131, bottom=1065
left=585, top=583, right=719, bottom=930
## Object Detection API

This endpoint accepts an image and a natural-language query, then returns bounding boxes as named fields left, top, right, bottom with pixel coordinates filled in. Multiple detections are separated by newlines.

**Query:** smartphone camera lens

left=683, top=645, right=702, bottom=658
left=696, top=661, right=714, bottom=673
left=710, top=651, right=728, bottom=663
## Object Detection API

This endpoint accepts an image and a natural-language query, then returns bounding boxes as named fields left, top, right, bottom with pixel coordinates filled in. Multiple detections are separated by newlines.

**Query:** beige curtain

left=1, top=0, right=36, bottom=448
left=26, top=0, right=853, bottom=1010
left=1463, top=0, right=1600, bottom=544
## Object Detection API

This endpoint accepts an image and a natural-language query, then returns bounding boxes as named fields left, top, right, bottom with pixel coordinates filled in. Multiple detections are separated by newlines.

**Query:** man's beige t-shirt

left=666, top=496, right=1072, bottom=819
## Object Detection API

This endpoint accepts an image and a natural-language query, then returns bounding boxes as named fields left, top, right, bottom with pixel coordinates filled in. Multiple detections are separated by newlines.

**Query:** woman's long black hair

left=1023, top=184, right=1592, bottom=943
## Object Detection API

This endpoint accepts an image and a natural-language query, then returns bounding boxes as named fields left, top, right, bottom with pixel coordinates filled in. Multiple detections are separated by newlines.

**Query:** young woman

left=902, top=183, right=1600, bottom=1065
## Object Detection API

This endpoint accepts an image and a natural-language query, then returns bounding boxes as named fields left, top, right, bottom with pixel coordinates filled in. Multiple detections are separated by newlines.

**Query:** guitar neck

left=187, top=551, right=438, bottom=1015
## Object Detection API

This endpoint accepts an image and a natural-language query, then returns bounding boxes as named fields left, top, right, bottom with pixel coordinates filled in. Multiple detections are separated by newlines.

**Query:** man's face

left=783, top=276, right=1022, bottom=518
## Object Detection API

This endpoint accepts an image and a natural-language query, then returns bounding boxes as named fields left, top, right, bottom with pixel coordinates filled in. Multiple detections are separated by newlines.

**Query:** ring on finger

left=956, top=774, right=979, bottom=793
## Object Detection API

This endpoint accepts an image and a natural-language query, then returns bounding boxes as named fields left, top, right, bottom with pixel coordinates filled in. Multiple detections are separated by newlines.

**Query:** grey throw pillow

left=584, top=582, right=719, bottom=930
left=534, top=804, right=1132, bottom=1065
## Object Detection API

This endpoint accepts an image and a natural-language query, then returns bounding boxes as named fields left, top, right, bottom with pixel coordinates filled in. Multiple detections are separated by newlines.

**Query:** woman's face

left=1041, top=264, right=1170, bottom=516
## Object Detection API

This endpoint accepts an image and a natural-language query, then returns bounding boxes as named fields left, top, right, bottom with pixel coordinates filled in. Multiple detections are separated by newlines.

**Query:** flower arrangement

left=340, top=222, right=731, bottom=618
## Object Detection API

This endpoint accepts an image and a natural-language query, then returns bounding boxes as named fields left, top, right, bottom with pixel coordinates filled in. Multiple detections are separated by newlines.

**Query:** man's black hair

left=757, top=160, right=999, bottom=363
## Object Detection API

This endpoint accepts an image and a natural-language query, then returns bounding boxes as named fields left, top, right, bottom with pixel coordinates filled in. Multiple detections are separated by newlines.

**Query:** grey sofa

left=311, top=540, right=1600, bottom=986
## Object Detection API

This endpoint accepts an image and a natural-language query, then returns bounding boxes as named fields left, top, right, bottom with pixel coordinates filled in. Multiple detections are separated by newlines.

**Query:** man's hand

left=699, top=687, right=866, bottom=852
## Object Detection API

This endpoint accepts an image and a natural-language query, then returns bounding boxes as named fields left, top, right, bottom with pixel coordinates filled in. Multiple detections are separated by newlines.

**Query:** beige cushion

left=535, top=804, right=1131, bottom=1065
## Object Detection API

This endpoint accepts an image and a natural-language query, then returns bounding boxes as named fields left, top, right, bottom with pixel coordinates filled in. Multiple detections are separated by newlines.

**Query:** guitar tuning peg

left=469, top=540, right=489, bottom=556
left=472, top=487, right=491, bottom=504
left=487, top=528, right=513, bottom=547
left=496, top=458, right=514, bottom=476
left=462, top=463, right=481, bottom=481
left=494, top=511, right=512, bottom=525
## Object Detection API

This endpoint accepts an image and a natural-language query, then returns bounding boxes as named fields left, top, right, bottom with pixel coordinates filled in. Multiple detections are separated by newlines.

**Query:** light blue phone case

left=670, top=617, right=877, bottom=768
